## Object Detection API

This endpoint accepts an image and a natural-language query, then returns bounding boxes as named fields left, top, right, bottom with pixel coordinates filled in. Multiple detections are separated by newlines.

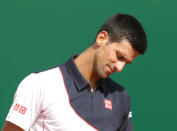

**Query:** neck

left=74, top=46, right=99, bottom=87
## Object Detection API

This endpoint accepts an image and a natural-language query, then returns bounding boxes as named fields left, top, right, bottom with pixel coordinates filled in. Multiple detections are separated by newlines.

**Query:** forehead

left=108, top=40, right=139, bottom=61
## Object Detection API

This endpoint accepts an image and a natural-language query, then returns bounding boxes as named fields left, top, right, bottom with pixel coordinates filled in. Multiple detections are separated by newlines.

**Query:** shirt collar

left=65, top=54, right=89, bottom=91
left=97, top=79, right=108, bottom=93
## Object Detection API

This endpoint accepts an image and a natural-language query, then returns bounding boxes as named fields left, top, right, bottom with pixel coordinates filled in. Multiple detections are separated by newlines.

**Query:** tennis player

left=2, top=13, right=147, bottom=131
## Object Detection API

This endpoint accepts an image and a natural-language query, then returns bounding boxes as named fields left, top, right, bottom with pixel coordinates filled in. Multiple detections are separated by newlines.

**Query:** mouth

left=106, top=65, right=113, bottom=75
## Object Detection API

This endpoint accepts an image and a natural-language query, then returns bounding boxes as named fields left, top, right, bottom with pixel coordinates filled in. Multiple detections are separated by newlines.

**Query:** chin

left=97, top=68, right=109, bottom=79
left=99, top=73, right=109, bottom=79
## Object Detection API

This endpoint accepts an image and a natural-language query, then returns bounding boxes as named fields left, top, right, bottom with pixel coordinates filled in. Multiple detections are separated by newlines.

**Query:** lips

left=107, top=65, right=113, bottom=75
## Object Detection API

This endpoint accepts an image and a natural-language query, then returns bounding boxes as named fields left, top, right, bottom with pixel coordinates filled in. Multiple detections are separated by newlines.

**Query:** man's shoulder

left=21, top=65, right=64, bottom=87
left=35, top=65, right=60, bottom=75
left=18, top=65, right=67, bottom=95
left=34, top=64, right=67, bottom=75
left=34, top=65, right=66, bottom=77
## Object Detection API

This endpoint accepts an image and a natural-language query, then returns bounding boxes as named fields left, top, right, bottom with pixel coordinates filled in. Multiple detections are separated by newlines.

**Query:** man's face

left=94, top=40, right=139, bottom=79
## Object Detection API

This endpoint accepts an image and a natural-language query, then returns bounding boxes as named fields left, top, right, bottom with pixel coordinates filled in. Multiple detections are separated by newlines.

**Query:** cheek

left=94, top=47, right=112, bottom=68
left=95, top=64, right=108, bottom=78
left=107, top=52, right=116, bottom=63
left=95, top=49, right=107, bottom=63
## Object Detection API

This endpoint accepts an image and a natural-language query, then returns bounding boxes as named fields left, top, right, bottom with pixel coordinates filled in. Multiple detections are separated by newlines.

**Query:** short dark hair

left=96, top=13, right=147, bottom=54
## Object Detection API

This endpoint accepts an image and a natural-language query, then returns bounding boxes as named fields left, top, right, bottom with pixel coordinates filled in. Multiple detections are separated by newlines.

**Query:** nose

left=114, top=61, right=126, bottom=72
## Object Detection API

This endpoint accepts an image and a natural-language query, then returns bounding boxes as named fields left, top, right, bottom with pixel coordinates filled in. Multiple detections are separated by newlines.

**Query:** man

left=3, top=13, right=147, bottom=131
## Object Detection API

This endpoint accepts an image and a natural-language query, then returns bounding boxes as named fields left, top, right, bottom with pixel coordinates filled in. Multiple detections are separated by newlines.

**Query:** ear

left=95, top=31, right=109, bottom=47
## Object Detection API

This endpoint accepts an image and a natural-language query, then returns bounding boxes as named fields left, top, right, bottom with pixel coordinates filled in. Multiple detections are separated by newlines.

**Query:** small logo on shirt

left=14, top=103, right=20, bottom=111
left=128, top=111, right=132, bottom=118
left=14, top=103, right=27, bottom=115
left=104, top=99, right=112, bottom=110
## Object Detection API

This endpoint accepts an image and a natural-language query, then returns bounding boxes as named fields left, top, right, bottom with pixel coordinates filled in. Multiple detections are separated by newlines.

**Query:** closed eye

left=117, top=55, right=125, bottom=61
left=117, top=52, right=132, bottom=64
left=116, top=52, right=126, bottom=61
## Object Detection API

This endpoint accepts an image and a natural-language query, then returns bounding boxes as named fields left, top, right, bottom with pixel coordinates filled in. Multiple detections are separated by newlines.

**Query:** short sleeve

left=6, top=73, right=43, bottom=131
left=119, top=90, right=133, bottom=131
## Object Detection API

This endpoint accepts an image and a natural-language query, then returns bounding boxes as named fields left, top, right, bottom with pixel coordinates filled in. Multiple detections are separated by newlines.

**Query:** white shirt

left=6, top=67, right=97, bottom=131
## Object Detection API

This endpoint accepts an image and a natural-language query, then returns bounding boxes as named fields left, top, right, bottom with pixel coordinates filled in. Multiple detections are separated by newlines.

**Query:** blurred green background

left=0, top=0, right=177, bottom=130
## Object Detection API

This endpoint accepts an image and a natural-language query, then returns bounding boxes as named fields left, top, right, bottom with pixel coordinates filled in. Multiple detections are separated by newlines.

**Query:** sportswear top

left=6, top=55, right=132, bottom=131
